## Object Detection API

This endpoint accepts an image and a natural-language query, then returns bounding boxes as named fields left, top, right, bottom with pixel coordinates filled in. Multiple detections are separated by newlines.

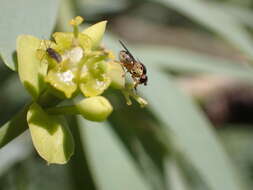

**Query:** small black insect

left=119, top=40, right=148, bottom=88
left=46, top=47, right=62, bottom=63
left=39, top=40, right=62, bottom=63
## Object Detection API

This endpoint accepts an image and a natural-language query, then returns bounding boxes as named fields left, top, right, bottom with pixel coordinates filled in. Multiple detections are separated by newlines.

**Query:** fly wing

left=119, top=40, right=136, bottom=61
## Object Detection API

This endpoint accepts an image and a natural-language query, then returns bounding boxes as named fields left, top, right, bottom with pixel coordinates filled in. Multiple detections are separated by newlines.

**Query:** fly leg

left=132, top=77, right=140, bottom=90
left=119, top=62, right=127, bottom=77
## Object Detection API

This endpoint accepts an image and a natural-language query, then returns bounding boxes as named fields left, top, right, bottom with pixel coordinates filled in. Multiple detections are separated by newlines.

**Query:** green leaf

left=156, top=0, right=253, bottom=58
left=27, top=103, right=74, bottom=164
left=17, top=35, right=48, bottom=100
left=144, top=68, right=243, bottom=190
left=82, top=21, right=107, bottom=49
left=141, top=68, right=246, bottom=190
left=82, top=120, right=149, bottom=190
left=0, top=105, right=29, bottom=148
left=66, top=116, right=97, bottom=190
left=104, top=32, right=249, bottom=190
left=166, top=159, right=188, bottom=190
left=108, top=106, right=169, bottom=190
left=218, top=3, right=253, bottom=29
left=0, top=0, right=59, bottom=70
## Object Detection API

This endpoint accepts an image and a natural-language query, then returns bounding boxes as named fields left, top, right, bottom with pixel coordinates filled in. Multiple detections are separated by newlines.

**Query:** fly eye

left=140, top=75, right=147, bottom=83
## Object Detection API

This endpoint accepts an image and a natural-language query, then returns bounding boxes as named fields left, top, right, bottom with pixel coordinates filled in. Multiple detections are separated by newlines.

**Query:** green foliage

left=1, top=0, right=253, bottom=189
left=84, top=120, right=149, bottom=190
left=157, top=0, right=253, bottom=57
left=142, top=70, right=244, bottom=190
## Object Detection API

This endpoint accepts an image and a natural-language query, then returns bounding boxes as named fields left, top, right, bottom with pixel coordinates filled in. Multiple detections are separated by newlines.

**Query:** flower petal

left=82, top=21, right=107, bottom=49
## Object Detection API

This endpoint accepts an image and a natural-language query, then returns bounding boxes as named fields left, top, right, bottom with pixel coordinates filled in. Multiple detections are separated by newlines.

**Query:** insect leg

left=132, top=76, right=140, bottom=90
left=119, top=62, right=127, bottom=77
left=37, top=40, right=47, bottom=63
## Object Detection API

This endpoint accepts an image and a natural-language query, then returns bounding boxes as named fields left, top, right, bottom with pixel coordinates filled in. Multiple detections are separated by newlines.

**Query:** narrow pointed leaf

left=83, top=120, right=149, bottom=190
left=157, top=0, right=253, bottom=58
left=141, top=68, right=245, bottom=190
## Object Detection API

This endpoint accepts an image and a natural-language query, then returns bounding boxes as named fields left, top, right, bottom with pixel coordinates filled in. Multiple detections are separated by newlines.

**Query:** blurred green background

left=2, top=0, right=253, bottom=189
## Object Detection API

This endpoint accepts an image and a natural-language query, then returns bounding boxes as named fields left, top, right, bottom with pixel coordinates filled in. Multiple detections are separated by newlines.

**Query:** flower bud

left=76, top=96, right=113, bottom=121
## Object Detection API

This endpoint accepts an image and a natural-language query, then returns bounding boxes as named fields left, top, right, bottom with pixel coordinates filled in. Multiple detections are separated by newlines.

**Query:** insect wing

left=119, top=40, right=136, bottom=61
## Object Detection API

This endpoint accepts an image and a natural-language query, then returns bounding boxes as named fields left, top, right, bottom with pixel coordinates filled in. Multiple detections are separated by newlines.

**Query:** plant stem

left=66, top=115, right=97, bottom=190
left=46, top=105, right=78, bottom=115
left=37, top=89, right=62, bottom=108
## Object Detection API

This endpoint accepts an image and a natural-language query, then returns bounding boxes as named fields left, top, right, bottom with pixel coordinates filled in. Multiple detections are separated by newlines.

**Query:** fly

left=119, top=40, right=148, bottom=89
